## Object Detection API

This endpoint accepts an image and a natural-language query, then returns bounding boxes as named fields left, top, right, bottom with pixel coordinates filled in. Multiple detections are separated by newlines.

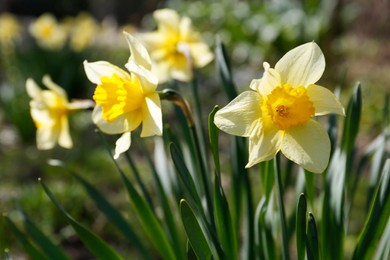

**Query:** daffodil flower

left=26, top=75, right=94, bottom=150
left=214, top=42, right=345, bottom=173
left=29, top=13, right=67, bottom=50
left=84, top=32, right=162, bottom=159
left=0, top=13, right=21, bottom=44
left=139, top=8, right=214, bottom=83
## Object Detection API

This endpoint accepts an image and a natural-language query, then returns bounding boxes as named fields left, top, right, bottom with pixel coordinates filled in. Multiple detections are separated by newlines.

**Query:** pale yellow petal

left=141, top=94, right=162, bottom=137
left=114, top=132, right=131, bottom=159
left=123, top=31, right=152, bottom=70
left=214, top=91, right=262, bottom=137
left=153, top=9, right=180, bottom=33
left=125, top=60, right=158, bottom=93
left=246, top=121, right=282, bottom=168
left=152, top=61, right=171, bottom=84
left=124, top=109, right=143, bottom=132
left=281, top=119, right=330, bottom=173
left=171, top=62, right=192, bottom=82
left=83, top=60, right=131, bottom=85
left=307, top=84, right=345, bottom=116
left=92, top=106, right=127, bottom=134
left=36, top=123, right=58, bottom=150
left=275, top=42, right=325, bottom=87
left=258, top=62, right=281, bottom=96
left=26, top=78, right=42, bottom=100
left=179, top=16, right=193, bottom=41
left=67, top=99, right=95, bottom=110
left=58, top=116, right=72, bottom=149
left=190, top=42, right=214, bottom=68
left=42, top=75, right=67, bottom=99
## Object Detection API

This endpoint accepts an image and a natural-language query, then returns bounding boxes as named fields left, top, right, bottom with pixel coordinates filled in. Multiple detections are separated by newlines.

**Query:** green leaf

left=111, top=163, right=177, bottom=260
left=169, top=143, right=203, bottom=209
left=180, top=200, right=212, bottom=260
left=255, top=198, right=276, bottom=260
left=340, top=82, right=361, bottom=155
left=214, top=174, right=237, bottom=260
left=296, top=193, right=307, bottom=260
left=208, top=105, right=221, bottom=173
left=39, top=180, right=123, bottom=260
left=306, top=213, right=319, bottom=260
left=4, top=216, right=48, bottom=260
left=20, top=210, right=69, bottom=260
left=215, top=38, right=237, bottom=101
left=259, top=160, right=275, bottom=202
left=71, top=173, right=151, bottom=259
left=352, top=159, right=390, bottom=259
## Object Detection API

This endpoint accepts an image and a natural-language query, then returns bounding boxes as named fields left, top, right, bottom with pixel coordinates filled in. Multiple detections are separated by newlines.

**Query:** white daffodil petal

left=153, top=9, right=180, bottom=33
left=246, top=121, right=282, bottom=168
left=67, top=99, right=95, bottom=110
left=83, top=60, right=131, bottom=85
left=281, top=119, right=330, bottom=173
left=275, top=42, right=325, bottom=87
left=214, top=91, right=262, bottom=137
left=307, top=84, right=345, bottom=116
left=190, top=42, right=214, bottom=68
left=114, top=132, right=131, bottom=159
left=92, top=106, right=127, bottom=134
left=141, top=94, right=163, bottom=137
left=58, top=116, right=72, bottom=149
left=258, top=63, right=281, bottom=96
left=36, top=125, right=57, bottom=150
left=249, top=79, right=261, bottom=91
left=42, top=75, right=67, bottom=99
left=125, top=60, right=158, bottom=93
left=26, top=78, right=42, bottom=100
left=123, top=31, right=152, bottom=70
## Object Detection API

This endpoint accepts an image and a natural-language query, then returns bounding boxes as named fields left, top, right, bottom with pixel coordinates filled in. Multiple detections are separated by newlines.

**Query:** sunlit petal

left=123, top=31, right=152, bottom=70
left=281, top=119, right=330, bottom=173
left=307, top=84, right=345, bottom=116
left=214, top=91, right=262, bottom=137
left=246, top=121, right=282, bottom=168
left=125, top=60, right=158, bottom=93
left=275, top=42, right=325, bottom=87
left=83, top=60, right=131, bottom=85
left=141, top=94, right=162, bottom=137
left=114, top=132, right=131, bottom=159
left=58, top=116, right=72, bottom=148
left=153, top=9, right=180, bottom=33
left=42, top=75, right=67, bottom=99
left=92, top=106, right=127, bottom=134
left=258, top=62, right=281, bottom=96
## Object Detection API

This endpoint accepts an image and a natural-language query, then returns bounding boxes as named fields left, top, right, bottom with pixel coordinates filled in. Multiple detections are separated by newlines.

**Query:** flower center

left=264, top=84, right=314, bottom=130
left=93, top=74, right=144, bottom=122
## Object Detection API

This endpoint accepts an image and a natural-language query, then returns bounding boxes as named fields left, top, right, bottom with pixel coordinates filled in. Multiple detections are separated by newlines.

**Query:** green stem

left=274, top=154, right=290, bottom=260
left=160, top=89, right=215, bottom=228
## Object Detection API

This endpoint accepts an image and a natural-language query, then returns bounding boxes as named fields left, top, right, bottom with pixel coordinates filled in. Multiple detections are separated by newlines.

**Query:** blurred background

left=0, top=0, right=389, bottom=258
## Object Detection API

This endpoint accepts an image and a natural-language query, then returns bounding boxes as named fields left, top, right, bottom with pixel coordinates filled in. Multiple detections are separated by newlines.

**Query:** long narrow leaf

left=306, top=213, right=319, bottom=260
left=39, top=179, right=123, bottom=260
left=352, top=159, right=390, bottom=259
left=180, top=200, right=212, bottom=260
left=296, top=193, right=307, bottom=260
left=20, top=210, right=69, bottom=260
left=71, top=173, right=151, bottom=259
left=4, top=216, right=48, bottom=260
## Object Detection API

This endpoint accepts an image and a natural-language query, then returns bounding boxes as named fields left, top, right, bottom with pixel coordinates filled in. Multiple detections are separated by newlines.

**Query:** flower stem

left=274, top=154, right=290, bottom=260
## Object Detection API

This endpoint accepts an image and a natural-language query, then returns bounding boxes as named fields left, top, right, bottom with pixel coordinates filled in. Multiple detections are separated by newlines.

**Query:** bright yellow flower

left=0, top=13, right=21, bottom=43
left=26, top=75, right=94, bottom=150
left=214, top=42, right=345, bottom=173
left=29, top=13, right=67, bottom=50
left=84, top=32, right=162, bottom=159
left=139, top=8, right=214, bottom=83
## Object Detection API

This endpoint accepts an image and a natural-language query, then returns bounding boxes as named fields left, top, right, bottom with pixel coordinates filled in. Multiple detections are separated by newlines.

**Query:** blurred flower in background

left=139, top=8, right=214, bottom=83
left=66, top=12, right=99, bottom=52
left=29, top=13, right=67, bottom=50
left=26, top=75, right=94, bottom=149
left=0, top=13, right=21, bottom=45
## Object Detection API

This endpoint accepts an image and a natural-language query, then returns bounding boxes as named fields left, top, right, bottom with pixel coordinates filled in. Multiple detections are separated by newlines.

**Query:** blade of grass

left=296, top=193, right=307, bottom=260
left=306, top=213, right=319, bottom=260
left=20, top=210, right=70, bottom=260
left=71, top=173, right=152, bottom=259
left=3, top=216, right=48, bottom=260
left=39, top=179, right=123, bottom=260
left=352, top=159, right=390, bottom=259
left=180, top=200, right=212, bottom=260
